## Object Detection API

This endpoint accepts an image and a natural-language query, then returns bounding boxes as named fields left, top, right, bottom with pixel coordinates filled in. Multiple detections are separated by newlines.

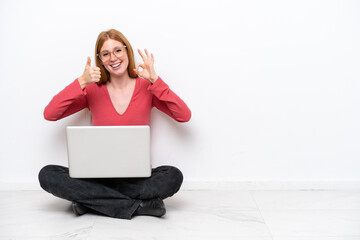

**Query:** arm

left=43, top=79, right=88, bottom=121
left=149, top=77, right=191, bottom=122
left=44, top=57, right=101, bottom=121
left=133, top=49, right=191, bottom=122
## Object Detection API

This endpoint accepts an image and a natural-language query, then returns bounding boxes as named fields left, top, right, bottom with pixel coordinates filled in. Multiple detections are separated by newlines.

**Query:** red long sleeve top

left=44, top=77, right=191, bottom=125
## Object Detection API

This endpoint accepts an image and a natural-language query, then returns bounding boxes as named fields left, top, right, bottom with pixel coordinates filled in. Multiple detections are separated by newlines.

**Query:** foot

left=71, top=201, right=89, bottom=216
left=134, top=198, right=166, bottom=217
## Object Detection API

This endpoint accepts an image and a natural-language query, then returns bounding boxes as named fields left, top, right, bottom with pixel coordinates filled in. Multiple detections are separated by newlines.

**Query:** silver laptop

left=66, top=126, right=151, bottom=178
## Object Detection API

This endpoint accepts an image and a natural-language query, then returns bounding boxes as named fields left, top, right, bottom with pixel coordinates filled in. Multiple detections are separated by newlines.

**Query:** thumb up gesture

left=78, top=57, right=101, bottom=89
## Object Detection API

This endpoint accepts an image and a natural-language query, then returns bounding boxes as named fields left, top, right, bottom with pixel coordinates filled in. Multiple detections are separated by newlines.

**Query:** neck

left=108, top=72, right=134, bottom=90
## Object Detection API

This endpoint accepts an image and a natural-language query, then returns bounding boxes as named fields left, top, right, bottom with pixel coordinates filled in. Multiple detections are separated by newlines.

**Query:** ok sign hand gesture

left=134, top=49, right=159, bottom=83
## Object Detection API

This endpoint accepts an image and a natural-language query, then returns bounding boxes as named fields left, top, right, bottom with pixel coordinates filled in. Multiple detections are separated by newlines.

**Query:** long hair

left=94, top=29, right=137, bottom=85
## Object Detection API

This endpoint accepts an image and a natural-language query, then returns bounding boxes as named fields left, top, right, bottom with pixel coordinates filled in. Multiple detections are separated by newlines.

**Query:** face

left=99, top=38, right=129, bottom=78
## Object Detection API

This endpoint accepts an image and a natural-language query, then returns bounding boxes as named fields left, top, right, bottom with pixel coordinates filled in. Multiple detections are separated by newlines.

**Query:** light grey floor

left=1, top=189, right=360, bottom=239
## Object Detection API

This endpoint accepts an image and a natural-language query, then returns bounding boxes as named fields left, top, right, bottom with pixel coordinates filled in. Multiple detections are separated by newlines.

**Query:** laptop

left=66, top=126, right=151, bottom=178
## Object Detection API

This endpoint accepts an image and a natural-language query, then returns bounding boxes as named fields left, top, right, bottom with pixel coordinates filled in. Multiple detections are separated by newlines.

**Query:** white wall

left=1, top=0, right=359, bottom=188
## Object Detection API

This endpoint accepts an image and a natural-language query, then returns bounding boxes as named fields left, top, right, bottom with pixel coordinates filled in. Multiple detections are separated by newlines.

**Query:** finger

left=151, top=53, right=155, bottom=64
left=86, top=56, right=91, bottom=67
left=137, top=49, right=146, bottom=61
left=91, top=71, right=100, bottom=77
left=91, top=66, right=101, bottom=73
left=135, top=63, right=144, bottom=75
left=144, top=49, right=150, bottom=59
left=89, top=67, right=96, bottom=74
left=136, top=63, right=144, bottom=70
left=92, top=73, right=101, bottom=82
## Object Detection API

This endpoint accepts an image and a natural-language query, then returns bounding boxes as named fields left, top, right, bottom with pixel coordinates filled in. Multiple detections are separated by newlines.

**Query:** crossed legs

left=38, top=165, right=183, bottom=219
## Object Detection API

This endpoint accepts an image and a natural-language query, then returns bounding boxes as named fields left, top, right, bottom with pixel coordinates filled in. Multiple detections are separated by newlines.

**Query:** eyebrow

left=100, top=46, right=125, bottom=52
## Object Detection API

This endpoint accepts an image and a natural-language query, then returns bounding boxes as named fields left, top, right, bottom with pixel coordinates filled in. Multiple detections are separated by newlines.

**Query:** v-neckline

left=104, top=78, right=138, bottom=116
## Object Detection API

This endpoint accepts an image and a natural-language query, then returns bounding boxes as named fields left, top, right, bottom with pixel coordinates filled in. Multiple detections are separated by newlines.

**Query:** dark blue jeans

left=38, top=165, right=183, bottom=219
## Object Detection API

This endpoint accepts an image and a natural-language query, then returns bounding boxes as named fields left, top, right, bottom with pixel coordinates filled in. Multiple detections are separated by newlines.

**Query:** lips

left=110, top=62, right=122, bottom=69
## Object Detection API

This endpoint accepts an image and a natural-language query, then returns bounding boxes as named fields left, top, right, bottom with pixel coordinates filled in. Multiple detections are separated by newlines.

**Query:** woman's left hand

left=134, top=49, right=158, bottom=83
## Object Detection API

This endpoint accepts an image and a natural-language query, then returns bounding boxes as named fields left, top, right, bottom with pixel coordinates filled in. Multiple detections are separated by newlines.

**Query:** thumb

left=86, top=56, right=91, bottom=67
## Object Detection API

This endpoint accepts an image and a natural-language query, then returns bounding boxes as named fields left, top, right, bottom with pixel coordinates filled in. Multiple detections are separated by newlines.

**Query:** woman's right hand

left=78, top=57, right=101, bottom=89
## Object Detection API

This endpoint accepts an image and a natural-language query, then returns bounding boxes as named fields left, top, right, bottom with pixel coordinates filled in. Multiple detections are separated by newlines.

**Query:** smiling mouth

left=110, top=62, right=122, bottom=68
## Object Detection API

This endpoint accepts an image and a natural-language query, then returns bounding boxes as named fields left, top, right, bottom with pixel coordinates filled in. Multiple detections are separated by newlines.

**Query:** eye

left=115, top=48, right=122, bottom=53
left=101, top=52, right=109, bottom=57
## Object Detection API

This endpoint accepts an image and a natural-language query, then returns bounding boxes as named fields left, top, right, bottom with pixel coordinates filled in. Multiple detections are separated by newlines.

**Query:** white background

left=0, top=0, right=359, bottom=187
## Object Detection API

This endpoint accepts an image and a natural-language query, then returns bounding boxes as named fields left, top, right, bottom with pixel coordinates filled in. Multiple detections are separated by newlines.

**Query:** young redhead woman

left=39, top=29, right=191, bottom=219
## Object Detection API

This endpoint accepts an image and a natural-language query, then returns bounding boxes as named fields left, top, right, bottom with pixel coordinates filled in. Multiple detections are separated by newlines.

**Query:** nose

left=110, top=52, right=118, bottom=61
left=110, top=53, right=116, bottom=61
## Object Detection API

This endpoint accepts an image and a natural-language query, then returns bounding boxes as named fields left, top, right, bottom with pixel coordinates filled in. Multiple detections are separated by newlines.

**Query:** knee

left=38, top=165, right=67, bottom=191
left=38, top=165, right=54, bottom=191
left=169, top=166, right=183, bottom=191
left=157, top=165, right=183, bottom=195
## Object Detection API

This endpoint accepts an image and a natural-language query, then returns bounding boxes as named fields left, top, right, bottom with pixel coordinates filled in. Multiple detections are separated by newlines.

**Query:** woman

left=39, top=29, right=191, bottom=219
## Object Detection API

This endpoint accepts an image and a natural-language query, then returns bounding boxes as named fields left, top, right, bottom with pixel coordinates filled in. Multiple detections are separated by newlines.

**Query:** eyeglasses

left=97, top=46, right=127, bottom=62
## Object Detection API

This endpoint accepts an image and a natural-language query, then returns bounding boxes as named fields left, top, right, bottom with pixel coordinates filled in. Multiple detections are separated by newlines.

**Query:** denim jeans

left=38, top=165, right=183, bottom=219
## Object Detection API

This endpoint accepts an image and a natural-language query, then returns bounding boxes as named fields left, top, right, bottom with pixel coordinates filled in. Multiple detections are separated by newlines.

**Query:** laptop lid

left=66, top=126, right=151, bottom=178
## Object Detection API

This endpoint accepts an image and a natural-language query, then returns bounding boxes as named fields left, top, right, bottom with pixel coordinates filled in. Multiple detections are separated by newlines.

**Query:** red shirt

left=44, top=77, right=191, bottom=125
